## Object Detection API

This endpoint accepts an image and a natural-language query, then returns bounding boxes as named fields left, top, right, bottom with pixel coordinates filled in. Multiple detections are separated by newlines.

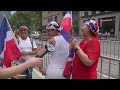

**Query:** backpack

left=17, top=37, right=34, bottom=49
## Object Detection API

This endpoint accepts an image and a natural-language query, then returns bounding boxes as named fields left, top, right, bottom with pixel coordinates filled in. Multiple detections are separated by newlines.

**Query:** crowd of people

left=0, top=19, right=100, bottom=79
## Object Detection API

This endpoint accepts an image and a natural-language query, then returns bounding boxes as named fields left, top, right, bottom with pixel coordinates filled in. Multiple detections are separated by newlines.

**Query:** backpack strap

left=17, top=38, right=20, bottom=44
left=17, top=37, right=34, bottom=50
left=30, top=38, right=34, bottom=50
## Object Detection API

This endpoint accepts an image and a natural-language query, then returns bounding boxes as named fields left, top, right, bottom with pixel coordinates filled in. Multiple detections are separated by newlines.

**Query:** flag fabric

left=59, top=11, right=72, bottom=43
left=61, top=11, right=72, bottom=33
left=59, top=11, right=74, bottom=79
left=63, top=48, right=74, bottom=79
left=0, top=15, right=22, bottom=68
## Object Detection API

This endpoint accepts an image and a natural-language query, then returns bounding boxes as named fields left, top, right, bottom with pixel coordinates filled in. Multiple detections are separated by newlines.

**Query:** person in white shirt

left=17, top=26, right=38, bottom=79
left=37, top=21, right=69, bottom=79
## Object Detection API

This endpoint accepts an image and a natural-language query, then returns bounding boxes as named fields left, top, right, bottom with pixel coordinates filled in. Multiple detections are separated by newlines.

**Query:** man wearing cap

left=37, top=21, right=69, bottom=79
left=70, top=19, right=100, bottom=79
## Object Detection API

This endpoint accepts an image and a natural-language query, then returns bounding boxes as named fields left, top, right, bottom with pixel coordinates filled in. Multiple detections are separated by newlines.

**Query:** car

left=30, top=32, right=40, bottom=39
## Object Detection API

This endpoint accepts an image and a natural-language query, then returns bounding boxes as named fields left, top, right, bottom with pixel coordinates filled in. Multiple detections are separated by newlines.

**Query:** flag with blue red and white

left=59, top=11, right=72, bottom=43
left=0, top=15, right=22, bottom=68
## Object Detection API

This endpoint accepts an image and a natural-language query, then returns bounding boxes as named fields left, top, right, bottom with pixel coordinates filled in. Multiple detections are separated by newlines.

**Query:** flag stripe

left=61, top=18, right=72, bottom=33
left=3, top=39, right=22, bottom=67
left=60, top=28, right=70, bottom=43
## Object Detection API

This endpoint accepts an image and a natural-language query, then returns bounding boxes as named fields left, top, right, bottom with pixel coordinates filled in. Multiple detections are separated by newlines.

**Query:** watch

left=74, top=47, right=80, bottom=52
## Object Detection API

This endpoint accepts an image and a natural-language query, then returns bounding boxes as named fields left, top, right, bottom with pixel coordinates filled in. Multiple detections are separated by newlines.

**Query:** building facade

left=42, top=11, right=120, bottom=38
left=42, top=11, right=64, bottom=30
left=79, top=11, right=120, bottom=38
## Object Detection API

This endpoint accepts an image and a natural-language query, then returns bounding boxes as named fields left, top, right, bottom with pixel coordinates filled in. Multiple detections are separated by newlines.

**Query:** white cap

left=46, top=21, right=59, bottom=30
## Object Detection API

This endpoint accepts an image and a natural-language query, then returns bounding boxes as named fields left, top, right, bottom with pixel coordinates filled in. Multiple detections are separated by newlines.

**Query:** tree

left=8, top=11, right=42, bottom=32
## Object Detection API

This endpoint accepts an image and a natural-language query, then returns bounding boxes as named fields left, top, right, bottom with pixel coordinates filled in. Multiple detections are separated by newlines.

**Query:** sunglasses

left=47, top=23, right=60, bottom=29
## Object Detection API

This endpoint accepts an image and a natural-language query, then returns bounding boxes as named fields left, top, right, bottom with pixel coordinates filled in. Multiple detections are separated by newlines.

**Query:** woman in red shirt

left=71, top=19, right=100, bottom=79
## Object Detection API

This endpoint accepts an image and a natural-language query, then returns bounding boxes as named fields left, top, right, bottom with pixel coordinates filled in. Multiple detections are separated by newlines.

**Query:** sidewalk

left=32, top=68, right=45, bottom=79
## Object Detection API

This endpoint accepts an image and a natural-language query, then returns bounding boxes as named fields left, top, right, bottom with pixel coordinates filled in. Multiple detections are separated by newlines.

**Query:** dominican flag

left=59, top=11, right=74, bottom=79
left=59, top=11, right=72, bottom=43
left=61, top=11, right=72, bottom=33
left=63, top=48, right=74, bottom=79
left=0, top=15, right=22, bottom=68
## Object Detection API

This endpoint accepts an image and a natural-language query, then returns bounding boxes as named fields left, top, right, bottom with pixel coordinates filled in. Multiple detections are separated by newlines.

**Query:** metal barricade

left=97, top=55, right=120, bottom=79
left=35, top=38, right=120, bottom=79
left=100, top=40, right=120, bottom=58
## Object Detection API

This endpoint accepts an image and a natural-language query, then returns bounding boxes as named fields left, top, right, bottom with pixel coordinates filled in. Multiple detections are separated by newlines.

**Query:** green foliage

left=8, top=11, right=42, bottom=31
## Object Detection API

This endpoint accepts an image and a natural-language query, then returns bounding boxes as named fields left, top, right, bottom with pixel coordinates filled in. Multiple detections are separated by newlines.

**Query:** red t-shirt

left=72, top=37, right=100, bottom=79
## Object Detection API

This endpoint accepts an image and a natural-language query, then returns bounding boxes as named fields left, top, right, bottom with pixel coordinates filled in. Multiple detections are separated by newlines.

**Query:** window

left=48, top=16, right=53, bottom=22
left=74, top=11, right=78, bottom=15
left=92, top=11, right=96, bottom=15
left=84, top=11, right=88, bottom=16
left=100, top=11, right=105, bottom=14
left=55, top=16, right=58, bottom=22
left=62, top=11, right=66, bottom=16
left=100, top=17, right=115, bottom=34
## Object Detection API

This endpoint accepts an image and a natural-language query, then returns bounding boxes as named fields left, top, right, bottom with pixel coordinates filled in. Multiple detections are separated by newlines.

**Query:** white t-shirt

left=45, top=35, right=69, bottom=79
left=18, top=37, right=37, bottom=61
